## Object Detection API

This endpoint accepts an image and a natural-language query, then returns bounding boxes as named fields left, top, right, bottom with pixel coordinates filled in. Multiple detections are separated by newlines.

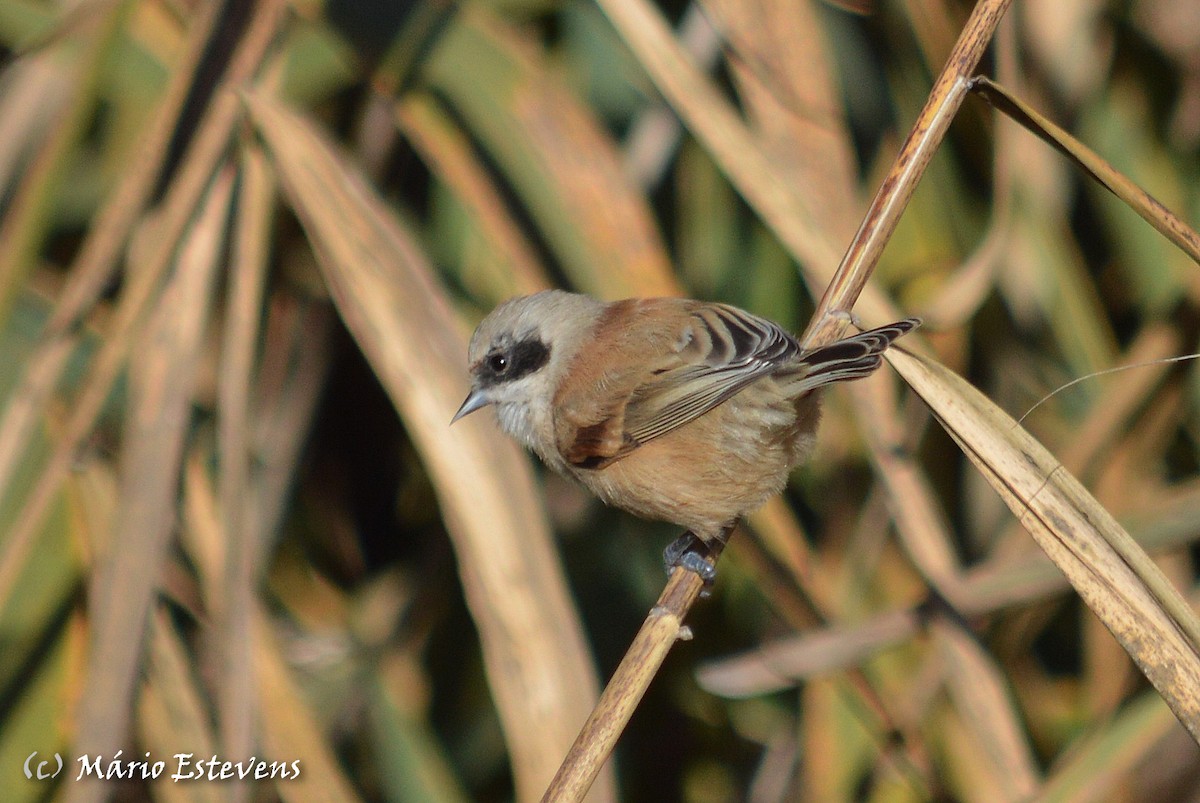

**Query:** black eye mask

left=478, top=337, right=551, bottom=386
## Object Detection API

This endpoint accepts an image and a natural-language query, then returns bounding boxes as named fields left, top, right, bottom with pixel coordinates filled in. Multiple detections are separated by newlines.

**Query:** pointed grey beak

left=451, top=387, right=491, bottom=424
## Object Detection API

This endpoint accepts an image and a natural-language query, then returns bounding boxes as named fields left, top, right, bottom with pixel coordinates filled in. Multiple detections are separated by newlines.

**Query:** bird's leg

left=663, top=532, right=716, bottom=583
left=663, top=523, right=735, bottom=588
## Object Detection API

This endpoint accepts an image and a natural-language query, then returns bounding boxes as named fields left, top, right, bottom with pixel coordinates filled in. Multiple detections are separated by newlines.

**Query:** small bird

left=453, top=290, right=919, bottom=580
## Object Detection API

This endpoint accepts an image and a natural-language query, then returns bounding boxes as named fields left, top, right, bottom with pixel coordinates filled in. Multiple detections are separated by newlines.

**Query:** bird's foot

left=663, top=532, right=717, bottom=594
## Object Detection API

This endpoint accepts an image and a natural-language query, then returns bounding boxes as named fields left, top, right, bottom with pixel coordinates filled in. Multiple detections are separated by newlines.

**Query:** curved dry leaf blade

left=253, top=611, right=360, bottom=803
left=421, top=8, right=676, bottom=299
left=1039, top=692, right=1180, bottom=801
left=887, top=347, right=1200, bottom=742
left=971, top=76, right=1200, bottom=266
left=593, top=0, right=842, bottom=281
left=394, top=94, right=551, bottom=297
left=0, top=2, right=288, bottom=615
left=243, top=91, right=612, bottom=802
left=930, top=617, right=1041, bottom=799
left=0, top=2, right=181, bottom=505
left=138, top=609, right=222, bottom=803
left=69, top=168, right=230, bottom=795
left=695, top=609, right=921, bottom=697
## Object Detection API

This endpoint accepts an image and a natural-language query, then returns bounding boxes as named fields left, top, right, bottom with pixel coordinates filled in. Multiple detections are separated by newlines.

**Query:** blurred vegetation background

left=0, top=0, right=1198, bottom=800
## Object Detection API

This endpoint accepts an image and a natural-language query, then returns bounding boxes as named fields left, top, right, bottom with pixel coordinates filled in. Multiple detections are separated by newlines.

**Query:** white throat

left=494, top=396, right=562, bottom=469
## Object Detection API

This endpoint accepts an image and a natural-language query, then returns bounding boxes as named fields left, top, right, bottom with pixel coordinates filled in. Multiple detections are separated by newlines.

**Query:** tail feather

left=784, top=317, right=921, bottom=393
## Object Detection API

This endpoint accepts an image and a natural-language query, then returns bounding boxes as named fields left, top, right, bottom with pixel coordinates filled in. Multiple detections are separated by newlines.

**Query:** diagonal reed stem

left=542, top=0, right=1016, bottom=800
left=802, top=0, right=1015, bottom=347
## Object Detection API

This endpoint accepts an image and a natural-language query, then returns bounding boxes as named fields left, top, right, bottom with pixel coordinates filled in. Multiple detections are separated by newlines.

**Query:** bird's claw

left=664, top=532, right=716, bottom=594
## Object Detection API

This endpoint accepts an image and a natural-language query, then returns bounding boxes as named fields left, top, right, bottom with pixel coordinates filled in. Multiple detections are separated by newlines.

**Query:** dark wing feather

left=624, top=313, right=920, bottom=446
left=622, top=304, right=801, bottom=443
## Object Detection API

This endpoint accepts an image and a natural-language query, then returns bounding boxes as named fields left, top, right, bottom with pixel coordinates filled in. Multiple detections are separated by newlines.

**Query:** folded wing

left=556, top=299, right=919, bottom=469
left=622, top=304, right=802, bottom=443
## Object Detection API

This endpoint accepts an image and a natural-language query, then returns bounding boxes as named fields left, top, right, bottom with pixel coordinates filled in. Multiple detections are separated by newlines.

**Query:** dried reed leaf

left=695, top=609, right=921, bottom=696
left=887, top=346, right=1200, bottom=741
left=68, top=168, right=229, bottom=801
left=0, top=54, right=68, bottom=190
left=0, top=0, right=215, bottom=530
left=394, top=94, right=552, bottom=298
left=242, top=91, right=611, bottom=802
left=253, top=611, right=359, bottom=803
left=422, top=7, right=675, bottom=299
left=0, top=0, right=286, bottom=615
left=972, top=76, right=1200, bottom=266
left=931, top=617, right=1041, bottom=799
left=1039, top=692, right=1178, bottom=802
left=216, top=139, right=273, bottom=764
left=138, top=609, right=222, bottom=803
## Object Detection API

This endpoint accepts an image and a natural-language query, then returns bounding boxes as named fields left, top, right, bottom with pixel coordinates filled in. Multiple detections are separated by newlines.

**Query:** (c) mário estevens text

left=74, top=751, right=301, bottom=782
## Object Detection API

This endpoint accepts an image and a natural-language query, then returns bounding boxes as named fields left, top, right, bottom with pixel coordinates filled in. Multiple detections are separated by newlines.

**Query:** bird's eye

left=487, top=353, right=509, bottom=373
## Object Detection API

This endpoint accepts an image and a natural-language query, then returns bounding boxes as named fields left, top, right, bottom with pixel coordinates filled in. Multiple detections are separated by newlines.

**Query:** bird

left=452, top=290, right=919, bottom=581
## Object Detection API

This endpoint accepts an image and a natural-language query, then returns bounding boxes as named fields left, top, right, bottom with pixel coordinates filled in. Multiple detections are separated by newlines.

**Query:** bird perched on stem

left=453, top=290, right=919, bottom=581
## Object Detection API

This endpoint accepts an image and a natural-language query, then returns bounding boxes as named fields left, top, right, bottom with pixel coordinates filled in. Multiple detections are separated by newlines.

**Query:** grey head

left=452, top=290, right=605, bottom=461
